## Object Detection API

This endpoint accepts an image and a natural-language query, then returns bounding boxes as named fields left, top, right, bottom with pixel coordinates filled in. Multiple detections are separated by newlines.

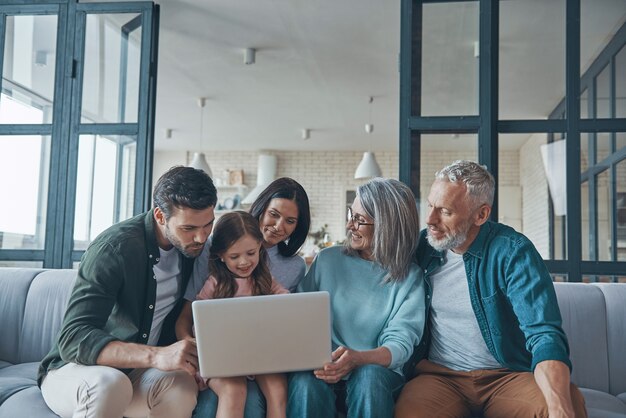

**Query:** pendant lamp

left=188, top=97, right=213, bottom=178
left=355, top=151, right=382, bottom=179
left=354, top=96, right=382, bottom=179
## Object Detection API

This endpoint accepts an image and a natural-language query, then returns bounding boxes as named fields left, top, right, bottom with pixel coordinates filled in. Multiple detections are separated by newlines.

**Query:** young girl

left=195, top=211, right=288, bottom=418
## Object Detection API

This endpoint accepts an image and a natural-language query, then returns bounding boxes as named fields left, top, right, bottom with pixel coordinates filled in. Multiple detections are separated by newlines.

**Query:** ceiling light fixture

left=189, top=97, right=213, bottom=178
left=354, top=96, right=382, bottom=179
left=244, top=48, right=256, bottom=65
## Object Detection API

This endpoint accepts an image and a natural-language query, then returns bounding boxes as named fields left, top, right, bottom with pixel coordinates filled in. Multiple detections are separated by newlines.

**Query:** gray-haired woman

left=287, top=178, right=426, bottom=418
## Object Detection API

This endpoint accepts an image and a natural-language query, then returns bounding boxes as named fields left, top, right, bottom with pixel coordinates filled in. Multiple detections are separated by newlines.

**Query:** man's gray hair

left=344, top=178, right=420, bottom=282
left=435, top=160, right=495, bottom=207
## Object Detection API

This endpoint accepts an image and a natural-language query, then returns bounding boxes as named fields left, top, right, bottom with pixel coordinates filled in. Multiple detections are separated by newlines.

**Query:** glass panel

left=596, top=133, right=611, bottom=162
left=81, top=13, right=142, bottom=123
left=498, top=138, right=523, bottom=232
left=0, top=135, right=50, bottom=250
left=419, top=134, right=478, bottom=229
left=581, top=133, right=590, bottom=172
left=551, top=273, right=568, bottom=283
left=581, top=0, right=626, bottom=75
left=421, top=2, right=478, bottom=116
left=617, top=159, right=626, bottom=261
left=581, top=181, right=590, bottom=259
left=619, top=132, right=626, bottom=152
left=617, top=45, right=626, bottom=119
left=0, top=261, right=44, bottom=268
left=583, top=275, right=626, bottom=283
left=595, top=64, right=611, bottom=119
left=500, top=0, right=565, bottom=119
left=1, top=15, right=57, bottom=124
left=73, top=134, right=137, bottom=250
left=580, top=89, right=588, bottom=119
left=500, top=133, right=565, bottom=260
left=596, top=169, right=612, bottom=261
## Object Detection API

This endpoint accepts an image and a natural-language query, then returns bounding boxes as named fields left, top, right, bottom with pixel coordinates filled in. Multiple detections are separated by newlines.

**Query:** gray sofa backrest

left=0, top=268, right=76, bottom=364
left=594, top=283, right=626, bottom=397
left=1, top=267, right=624, bottom=400
left=554, top=282, right=626, bottom=397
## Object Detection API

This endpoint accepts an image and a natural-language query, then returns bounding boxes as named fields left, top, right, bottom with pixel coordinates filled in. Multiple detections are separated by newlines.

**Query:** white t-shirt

left=148, top=246, right=182, bottom=346
left=428, top=250, right=501, bottom=371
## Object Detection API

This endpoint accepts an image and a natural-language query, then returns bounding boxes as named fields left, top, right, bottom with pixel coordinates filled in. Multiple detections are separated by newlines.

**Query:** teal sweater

left=298, top=246, right=425, bottom=376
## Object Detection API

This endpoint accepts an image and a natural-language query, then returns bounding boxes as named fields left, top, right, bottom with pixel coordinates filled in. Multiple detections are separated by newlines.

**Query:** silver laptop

left=192, top=291, right=331, bottom=378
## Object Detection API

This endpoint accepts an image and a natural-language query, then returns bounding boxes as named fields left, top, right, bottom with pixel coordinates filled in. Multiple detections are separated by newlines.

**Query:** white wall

left=154, top=146, right=554, bottom=254
left=520, top=134, right=550, bottom=258
left=154, top=150, right=398, bottom=242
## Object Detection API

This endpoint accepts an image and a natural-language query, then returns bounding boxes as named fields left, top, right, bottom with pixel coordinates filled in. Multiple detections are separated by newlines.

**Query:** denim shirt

left=38, top=210, right=195, bottom=385
left=405, top=221, right=571, bottom=377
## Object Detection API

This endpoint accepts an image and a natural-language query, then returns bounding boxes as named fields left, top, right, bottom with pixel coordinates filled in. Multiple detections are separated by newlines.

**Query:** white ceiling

left=149, top=0, right=626, bottom=153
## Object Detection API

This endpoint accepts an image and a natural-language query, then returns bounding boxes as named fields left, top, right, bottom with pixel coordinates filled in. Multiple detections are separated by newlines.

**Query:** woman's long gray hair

left=344, top=178, right=420, bottom=282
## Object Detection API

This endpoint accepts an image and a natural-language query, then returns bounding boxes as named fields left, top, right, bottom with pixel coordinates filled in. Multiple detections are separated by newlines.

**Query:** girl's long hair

left=208, top=211, right=273, bottom=298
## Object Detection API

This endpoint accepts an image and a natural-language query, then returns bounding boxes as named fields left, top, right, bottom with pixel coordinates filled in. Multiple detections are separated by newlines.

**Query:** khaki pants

left=395, top=360, right=587, bottom=418
left=41, top=363, right=198, bottom=418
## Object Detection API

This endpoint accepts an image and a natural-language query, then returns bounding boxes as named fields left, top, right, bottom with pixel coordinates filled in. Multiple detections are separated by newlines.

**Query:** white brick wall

left=154, top=150, right=398, bottom=242
left=520, top=134, right=550, bottom=257
left=154, top=147, right=552, bottom=253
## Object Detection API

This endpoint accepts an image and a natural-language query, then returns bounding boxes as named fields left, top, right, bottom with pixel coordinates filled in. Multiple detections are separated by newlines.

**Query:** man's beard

left=164, top=225, right=203, bottom=258
left=426, top=221, right=472, bottom=252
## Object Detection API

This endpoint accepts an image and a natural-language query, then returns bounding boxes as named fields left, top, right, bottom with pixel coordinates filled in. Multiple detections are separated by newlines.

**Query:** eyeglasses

left=347, top=207, right=374, bottom=230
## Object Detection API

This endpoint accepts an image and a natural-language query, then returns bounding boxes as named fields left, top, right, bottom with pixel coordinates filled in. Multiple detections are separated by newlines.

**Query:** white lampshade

left=354, top=151, right=382, bottom=179
left=189, top=152, right=213, bottom=178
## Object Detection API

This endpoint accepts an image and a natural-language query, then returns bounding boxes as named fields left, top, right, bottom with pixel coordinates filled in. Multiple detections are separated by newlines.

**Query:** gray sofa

left=0, top=268, right=625, bottom=417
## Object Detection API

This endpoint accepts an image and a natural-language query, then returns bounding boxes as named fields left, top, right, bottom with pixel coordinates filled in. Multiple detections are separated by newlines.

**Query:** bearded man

left=38, top=166, right=217, bottom=418
left=395, top=160, right=587, bottom=418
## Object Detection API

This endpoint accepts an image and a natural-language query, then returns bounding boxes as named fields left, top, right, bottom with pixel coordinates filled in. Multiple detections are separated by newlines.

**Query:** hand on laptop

left=153, top=338, right=199, bottom=376
left=314, top=346, right=360, bottom=384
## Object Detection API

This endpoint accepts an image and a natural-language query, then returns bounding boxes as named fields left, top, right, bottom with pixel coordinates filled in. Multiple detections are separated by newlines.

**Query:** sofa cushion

left=0, top=269, right=42, bottom=364
left=580, top=387, right=626, bottom=417
left=0, top=362, right=38, bottom=380
left=554, top=283, right=609, bottom=393
left=19, top=269, right=76, bottom=363
left=0, top=376, right=33, bottom=406
left=593, top=283, right=626, bottom=397
left=0, top=362, right=39, bottom=406
left=586, top=408, right=626, bottom=418
left=0, top=386, right=59, bottom=418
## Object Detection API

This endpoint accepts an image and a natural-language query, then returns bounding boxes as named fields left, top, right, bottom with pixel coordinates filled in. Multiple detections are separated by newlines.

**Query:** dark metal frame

left=0, top=0, right=159, bottom=268
left=399, top=0, right=626, bottom=282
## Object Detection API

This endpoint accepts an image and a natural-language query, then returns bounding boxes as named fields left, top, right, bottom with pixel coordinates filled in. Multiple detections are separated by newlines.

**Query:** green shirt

left=38, top=210, right=194, bottom=385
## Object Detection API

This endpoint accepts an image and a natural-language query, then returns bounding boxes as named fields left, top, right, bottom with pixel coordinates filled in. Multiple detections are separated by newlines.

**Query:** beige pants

left=41, top=363, right=198, bottom=418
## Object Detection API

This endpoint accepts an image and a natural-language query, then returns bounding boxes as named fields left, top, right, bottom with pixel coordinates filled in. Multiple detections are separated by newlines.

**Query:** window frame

left=0, top=0, right=159, bottom=268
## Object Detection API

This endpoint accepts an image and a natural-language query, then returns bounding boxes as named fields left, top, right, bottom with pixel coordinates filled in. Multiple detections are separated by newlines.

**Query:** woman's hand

left=314, top=346, right=361, bottom=384
left=313, top=346, right=392, bottom=384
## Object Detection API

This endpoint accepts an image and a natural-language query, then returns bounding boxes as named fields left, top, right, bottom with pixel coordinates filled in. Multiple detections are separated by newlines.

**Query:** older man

left=396, top=160, right=586, bottom=418
left=38, top=166, right=217, bottom=418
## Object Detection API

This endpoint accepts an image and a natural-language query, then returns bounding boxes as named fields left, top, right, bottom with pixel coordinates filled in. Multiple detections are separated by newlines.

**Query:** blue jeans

left=192, top=380, right=266, bottom=418
left=287, top=365, right=405, bottom=418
